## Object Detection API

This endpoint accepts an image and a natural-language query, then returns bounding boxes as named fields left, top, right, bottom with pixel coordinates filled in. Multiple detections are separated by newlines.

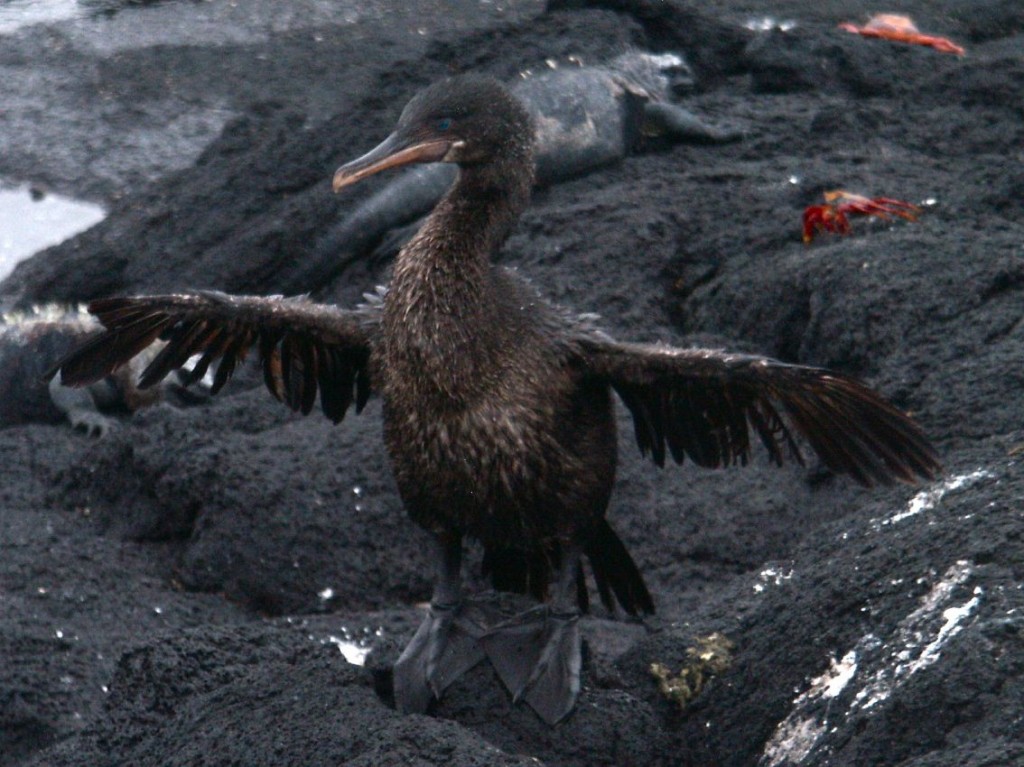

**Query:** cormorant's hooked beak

left=332, top=132, right=453, bottom=192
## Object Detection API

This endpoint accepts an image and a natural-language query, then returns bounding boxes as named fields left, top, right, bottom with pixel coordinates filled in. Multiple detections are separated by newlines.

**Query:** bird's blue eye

left=437, top=118, right=452, bottom=131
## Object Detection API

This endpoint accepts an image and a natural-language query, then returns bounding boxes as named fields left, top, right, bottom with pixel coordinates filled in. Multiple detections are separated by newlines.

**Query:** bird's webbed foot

left=481, top=604, right=582, bottom=725
left=392, top=599, right=489, bottom=714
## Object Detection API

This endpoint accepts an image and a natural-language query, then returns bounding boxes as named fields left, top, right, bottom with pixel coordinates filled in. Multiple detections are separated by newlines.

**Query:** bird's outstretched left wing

left=47, top=291, right=378, bottom=423
left=575, top=335, right=940, bottom=487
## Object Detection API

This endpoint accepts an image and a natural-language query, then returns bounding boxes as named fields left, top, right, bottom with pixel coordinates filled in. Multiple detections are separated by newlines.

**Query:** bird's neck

left=384, top=156, right=533, bottom=403
left=408, top=157, right=529, bottom=261
left=392, top=155, right=532, bottom=300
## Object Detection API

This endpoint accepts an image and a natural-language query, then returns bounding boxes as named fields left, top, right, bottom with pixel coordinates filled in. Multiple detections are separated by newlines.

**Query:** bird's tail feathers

left=583, top=519, right=655, bottom=616
left=481, top=520, right=654, bottom=616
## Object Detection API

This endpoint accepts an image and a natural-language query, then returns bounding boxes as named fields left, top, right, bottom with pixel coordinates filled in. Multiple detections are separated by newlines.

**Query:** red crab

left=839, top=14, right=965, bottom=56
left=802, top=190, right=921, bottom=244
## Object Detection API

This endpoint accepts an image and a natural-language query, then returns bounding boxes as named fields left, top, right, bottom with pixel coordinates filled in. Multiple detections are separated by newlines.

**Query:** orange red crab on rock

left=802, top=190, right=921, bottom=244
left=839, top=14, right=965, bottom=56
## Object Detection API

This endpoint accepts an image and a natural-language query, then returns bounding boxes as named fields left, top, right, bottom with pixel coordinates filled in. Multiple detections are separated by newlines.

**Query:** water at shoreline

left=0, top=0, right=86, bottom=35
left=0, top=183, right=105, bottom=282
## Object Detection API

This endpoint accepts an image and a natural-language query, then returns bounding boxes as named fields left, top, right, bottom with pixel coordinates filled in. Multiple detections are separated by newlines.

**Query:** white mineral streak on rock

left=852, top=561, right=981, bottom=711
left=324, top=634, right=372, bottom=666
left=883, top=470, right=992, bottom=526
left=753, top=566, right=794, bottom=593
left=761, top=561, right=982, bottom=766
left=761, top=650, right=859, bottom=766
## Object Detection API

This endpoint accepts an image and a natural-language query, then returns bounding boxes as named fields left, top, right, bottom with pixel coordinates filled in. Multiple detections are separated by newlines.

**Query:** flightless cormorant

left=50, top=75, right=941, bottom=724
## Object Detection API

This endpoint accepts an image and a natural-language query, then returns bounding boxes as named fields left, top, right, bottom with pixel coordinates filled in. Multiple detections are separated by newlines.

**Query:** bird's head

left=332, top=75, right=533, bottom=192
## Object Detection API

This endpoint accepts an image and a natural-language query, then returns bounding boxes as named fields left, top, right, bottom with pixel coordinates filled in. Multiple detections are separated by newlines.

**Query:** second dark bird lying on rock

left=51, top=75, right=941, bottom=724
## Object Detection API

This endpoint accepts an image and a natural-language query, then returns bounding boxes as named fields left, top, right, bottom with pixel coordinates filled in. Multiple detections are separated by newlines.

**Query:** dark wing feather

left=577, top=337, right=940, bottom=487
left=211, top=328, right=255, bottom=394
left=55, top=313, right=175, bottom=384
left=47, top=290, right=378, bottom=424
left=179, top=325, right=229, bottom=387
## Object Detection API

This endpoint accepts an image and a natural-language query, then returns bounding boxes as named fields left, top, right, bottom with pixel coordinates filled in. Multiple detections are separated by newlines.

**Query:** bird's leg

left=482, top=544, right=583, bottom=724
left=392, top=533, right=487, bottom=713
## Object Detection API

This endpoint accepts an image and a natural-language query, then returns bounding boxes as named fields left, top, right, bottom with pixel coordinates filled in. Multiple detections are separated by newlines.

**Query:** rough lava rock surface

left=2, top=1, right=1023, bottom=766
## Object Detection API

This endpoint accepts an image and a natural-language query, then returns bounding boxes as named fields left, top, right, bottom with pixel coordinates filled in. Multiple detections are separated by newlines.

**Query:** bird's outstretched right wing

left=47, top=290, right=378, bottom=423
left=574, top=335, right=941, bottom=487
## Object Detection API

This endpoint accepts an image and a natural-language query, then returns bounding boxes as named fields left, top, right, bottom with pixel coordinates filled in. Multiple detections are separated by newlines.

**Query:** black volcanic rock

left=2, top=1, right=1023, bottom=766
